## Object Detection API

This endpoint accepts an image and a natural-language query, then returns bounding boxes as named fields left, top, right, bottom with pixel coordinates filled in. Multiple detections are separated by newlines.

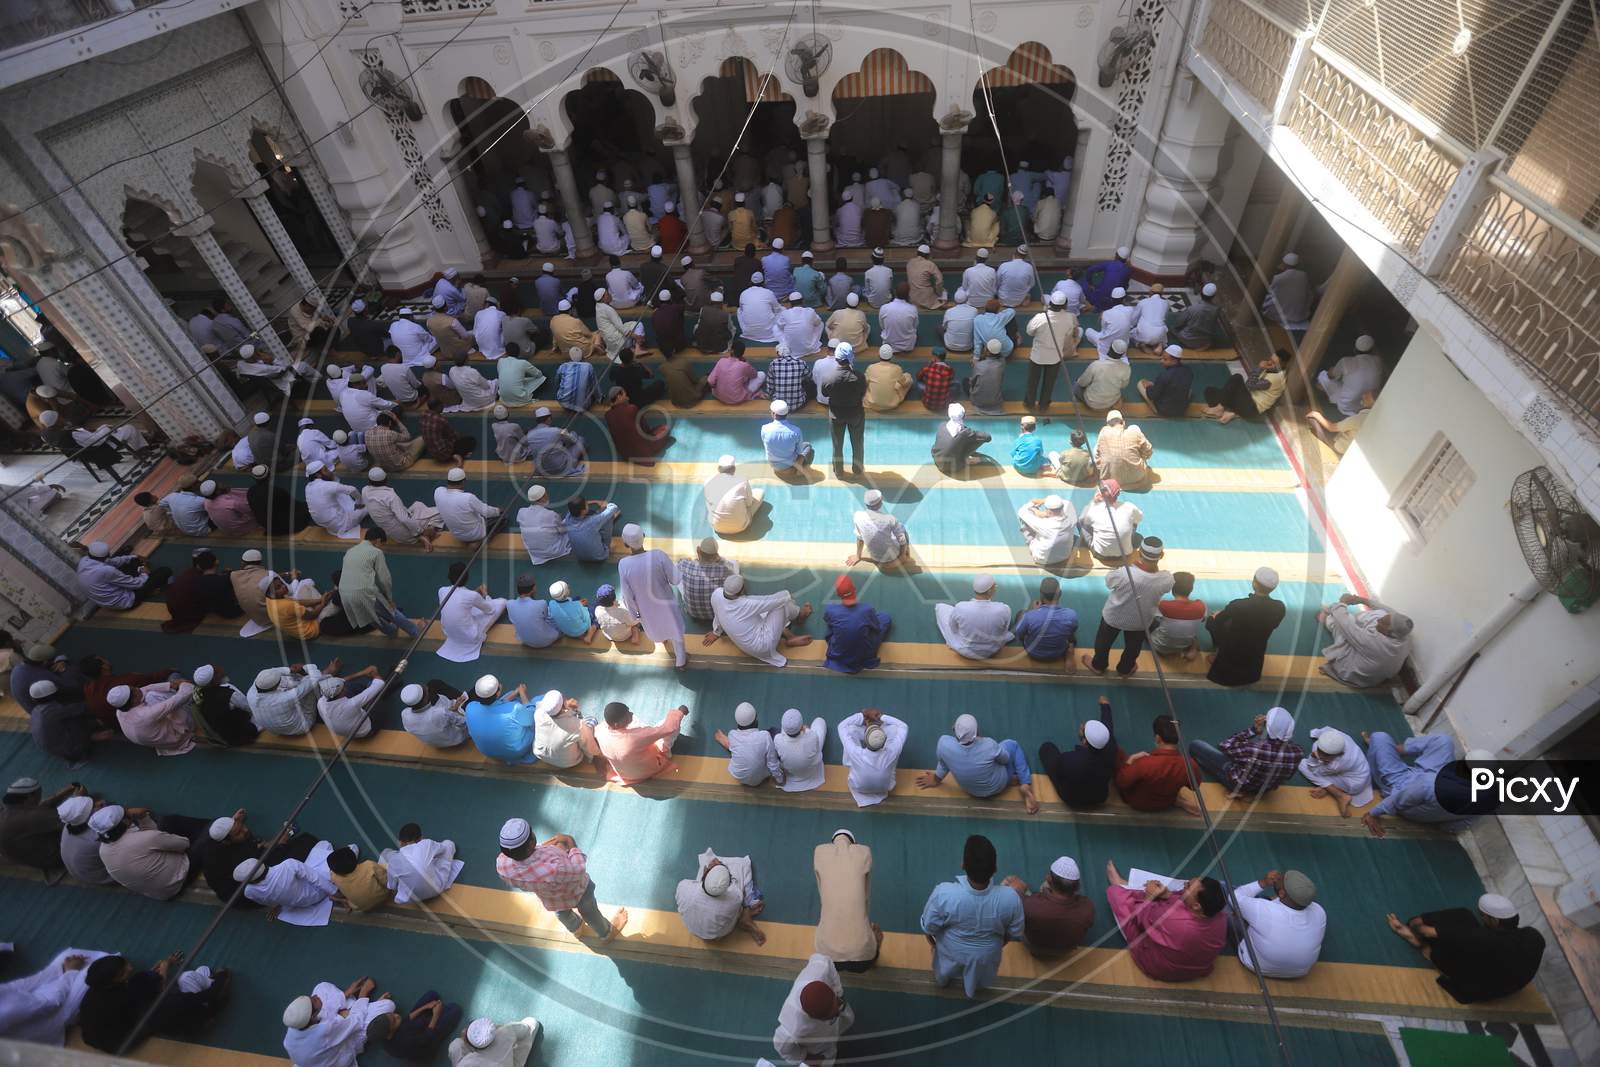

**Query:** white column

left=241, top=180, right=323, bottom=306
left=546, top=147, right=598, bottom=262
left=1130, top=82, right=1234, bottom=276
left=1058, top=125, right=1093, bottom=254
left=176, top=216, right=293, bottom=364
left=804, top=133, right=833, bottom=252
left=670, top=143, right=710, bottom=255
left=934, top=129, right=964, bottom=252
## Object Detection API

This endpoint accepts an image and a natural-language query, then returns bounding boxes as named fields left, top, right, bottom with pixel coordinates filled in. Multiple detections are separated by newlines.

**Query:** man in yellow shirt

left=328, top=846, right=392, bottom=912
left=263, top=574, right=332, bottom=641
left=863, top=345, right=913, bottom=411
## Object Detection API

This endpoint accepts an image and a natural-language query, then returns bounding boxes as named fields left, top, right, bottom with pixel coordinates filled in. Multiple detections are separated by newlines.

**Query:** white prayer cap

left=466, top=1019, right=497, bottom=1049
left=1201, top=282, right=1218, bottom=297
left=621, top=523, right=644, bottom=547
left=657, top=290, right=673, bottom=303
left=650, top=245, right=663, bottom=257
left=663, top=200, right=676, bottom=211
left=242, top=549, right=263, bottom=562
left=734, top=701, right=757, bottom=727
left=327, top=364, right=345, bottom=379
left=282, top=995, right=314, bottom=1030
left=525, top=484, right=548, bottom=504
left=106, top=685, right=132, bottom=709
left=864, top=723, right=887, bottom=751
left=239, top=344, right=255, bottom=358
left=1478, top=893, right=1517, bottom=920
left=305, top=460, right=325, bottom=476
left=351, top=299, right=367, bottom=312
left=840, top=190, right=853, bottom=201
left=1051, top=856, right=1081, bottom=881
left=193, top=665, right=216, bottom=686
left=473, top=674, right=500, bottom=699
left=431, top=295, right=446, bottom=309
left=253, top=411, right=271, bottom=426
left=258, top=573, right=281, bottom=594
left=917, top=243, right=931, bottom=254
left=1355, top=335, right=1375, bottom=352
left=1111, top=339, right=1129, bottom=354
left=400, top=684, right=426, bottom=707
left=722, top=574, right=746, bottom=596
left=1253, top=566, right=1280, bottom=591
left=1049, top=290, right=1066, bottom=307
left=87, top=538, right=113, bottom=559
left=953, top=714, right=979, bottom=743
left=702, top=862, right=733, bottom=896
left=835, top=342, right=854, bottom=362
left=502, top=219, right=514, bottom=228
left=367, top=467, right=387, bottom=483
left=876, top=344, right=896, bottom=362
left=36, top=385, right=57, bottom=399
left=801, top=251, right=814, bottom=260
left=298, top=417, right=317, bottom=428
left=1043, top=494, right=1064, bottom=512
left=769, top=400, right=790, bottom=417
left=420, top=355, right=437, bottom=368
left=717, top=454, right=737, bottom=471
left=750, top=271, right=765, bottom=284
left=234, top=858, right=267, bottom=885
left=1313, top=730, right=1346, bottom=755
left=1084, top=719, right=1110, bottom=749
left=446, top=467, right=466, bottom=483
left=58, top=796, right=94, bottom=827
left=846, top=292, right=859, bottom=307
left=535, top=406, right=552, bottom=418
left=498, top=818, right=531, bottom=849
left=208, top=816, right=236, bottom=842
left=771, top=237, right=785, bottom=250
left=1111, top=287, right=1127, bottom=299
left=976, top=248, right=990, bottom=259
left=787, top=291, right=803, bottom=303
left=1164, top=344, right=1184, bottom=360
left=255, top=668, right=284, bottom=691
left=1282, top=252, right=1299, bottom=266
left=972, top=573, right=995, bottom=594
left=89, top=805, right=125, bottom=835
left=445, top=267, right=459, bottom=279
left=1116, top=246, right=1130, bottom=258
left=984, top=338, right=1003, bottom=354
left=1016, top=244, right=1030, bottom=257
left=1105, top=409, right=1125, bottom=425
left=735, top=192, right=747, bottom=203
left=557, top=299, right=572, bottom=312
left=954, top=288, right=968, bottom=302
left=863, top=489, right=883, bottom=508
left=525, top=690, right=558, bottom=720
left=29, top=679, right=57, bottom=700
left=781, top=708, right=803, bottom=735
left=948, top=402, right=966, bottom=420
left=319, top=676, right=345, bottom=698
left=39, top=410, right=58, bottom=427
left=709, top=290, right=724, bottom=302
left=492, top=404, right=509, bottom=420
left=549, top=581, right=571, bottom=600
left=831, top=828, right=856, bottom=843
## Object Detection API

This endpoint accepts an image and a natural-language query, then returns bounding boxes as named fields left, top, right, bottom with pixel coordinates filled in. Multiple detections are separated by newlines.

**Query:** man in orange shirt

left=593, top=701, right=688, bottom=784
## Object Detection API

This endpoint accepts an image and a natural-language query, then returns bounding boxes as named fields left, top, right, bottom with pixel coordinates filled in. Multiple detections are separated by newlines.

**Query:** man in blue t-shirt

left=464, top=674, right=536, bottom=765
left=1013, top=577, right=1079, bottom=664
left=823, top=575, right=892, bottom=674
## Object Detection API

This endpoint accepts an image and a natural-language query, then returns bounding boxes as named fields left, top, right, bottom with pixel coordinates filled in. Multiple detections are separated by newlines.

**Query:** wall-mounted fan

left=786, top=34, right=833, bottom=98
left=628, top=50, right=677, bottom=107
left=1509, top=466, right=1600, bottom=612
left=359, top=65, right=424, bottom=121
left=1097, top=22, right=1155, bottom=88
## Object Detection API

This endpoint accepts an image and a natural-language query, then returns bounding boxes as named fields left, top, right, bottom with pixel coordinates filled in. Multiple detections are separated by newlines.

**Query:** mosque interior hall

left=3, top=1, right=1600, bottom=1066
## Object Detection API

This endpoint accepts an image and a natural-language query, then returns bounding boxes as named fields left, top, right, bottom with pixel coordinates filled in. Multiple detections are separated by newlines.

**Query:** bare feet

left=1105, top=860, right=1126, bottom=888
left=748, top=924, right=767, bottom=946
left=782, top=634, right=814, bottom=648
left=599, top=908, right=629, bottom=944
left=1217, top=411, right=1237, bottom=424
left=1308, top=787, right=1327, bottom=798
left=872, top=922, right=885, bottom=946
left=1079, top=654, right=1103, bottom=675
left=1337, top=795, right=1353, bottom=818
left=1174, top=787, right=1201, bottom=816
left=796, top=603, right=814, bottom=622
left=1021, top=785, right=1040, bottom=815
left=1386, top=913, right=1421, bottom=947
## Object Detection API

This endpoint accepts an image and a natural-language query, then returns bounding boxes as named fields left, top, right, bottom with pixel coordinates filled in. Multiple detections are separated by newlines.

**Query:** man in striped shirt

left=765, top=342, right=811, bottom=412
left=1187, top=707, right=1304, bottom=799
left=496, top=818, right=627, bottom=942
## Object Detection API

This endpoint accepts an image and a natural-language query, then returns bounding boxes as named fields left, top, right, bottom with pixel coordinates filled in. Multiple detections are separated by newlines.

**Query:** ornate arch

left=832, top=49, right=936, bottom=101
left=977, top=42, right=1075, bottom=92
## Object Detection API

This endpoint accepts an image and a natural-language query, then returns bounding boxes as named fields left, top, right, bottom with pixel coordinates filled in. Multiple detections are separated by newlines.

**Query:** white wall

left=1326, top=329, right=1600, bottom=755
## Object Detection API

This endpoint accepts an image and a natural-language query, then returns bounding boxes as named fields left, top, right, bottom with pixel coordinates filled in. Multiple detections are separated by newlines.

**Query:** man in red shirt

left=656, top=202, right=687, bottom=255
left=1114, top=714, right=1199, bottom=812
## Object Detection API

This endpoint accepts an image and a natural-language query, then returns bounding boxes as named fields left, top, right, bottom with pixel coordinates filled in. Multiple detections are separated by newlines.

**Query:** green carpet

left=1398, top=1027, right=1514, bottom=1066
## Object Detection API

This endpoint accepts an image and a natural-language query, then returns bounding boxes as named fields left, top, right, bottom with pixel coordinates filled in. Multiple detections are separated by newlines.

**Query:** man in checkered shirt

left=1187, top=707, right=1305, bottom=799
left=677, top=538, right=740, bottom=623
left=916, top=347, right=954, bottom=411
left=496, top=817, right=627, bottom=942
left=764, top=340, right=811, bottom=412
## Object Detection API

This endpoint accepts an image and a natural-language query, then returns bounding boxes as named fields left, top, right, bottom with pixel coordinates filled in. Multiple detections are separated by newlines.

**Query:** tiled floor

left=0, top=448, right=159, bottom=541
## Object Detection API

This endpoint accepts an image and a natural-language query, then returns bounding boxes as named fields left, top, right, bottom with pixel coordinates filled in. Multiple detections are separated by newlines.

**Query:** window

left=1394, top=436, right=1475, bottom=544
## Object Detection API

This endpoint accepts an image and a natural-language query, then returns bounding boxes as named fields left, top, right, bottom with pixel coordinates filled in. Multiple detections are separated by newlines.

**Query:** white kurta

left=1017, top=503, right=1078, bottom=565
left=934, top=599, right=1013, bottom=659
left=282, top=981, right=395, bottom=1067
left=305, top=479, right=367, bottom=540
left=297, top=428, right=337, bottom=468
left=773, top=954, right=854, bottom=1067
left=838, top=712, right=908, bottom=807
left=492, top=421, right=526, bottom=465
left=1132, top=293, right=1170, bottom=345
left=616, top=549, right=687, bottom=646
left=472, top=306, right=508, bottom=359
left=1086, top=303, right=1136, bottom=358
left=0, top=948, right=110, bottom=1045
left=339, top=388, right=395, bottom=432
left=674, top=848, right=754, bottom=941
left=737, top=288, right=784, bottom=343
left=852, top=509, right=907, bottom=564
left=379, top=838, right=463, bottom=903
left=361, top=486, right=441, bottom=544
left=711, top=589, right=802, bottom=667
left=436, top=586, right=507, bottom=662
left=704, top=473, right=763, bottom=534
left=434, top=487, right=500, bottom=542
left=389, top=320, right=437, bottom=366
left=244, top=840, right=342, bottom=926
left=775, top=306, right=824, bottom=356
left=774, top=718, right=827, bottom=792
left=317, top=678, right=383, bottom=739
left=1297, top=727, right=1375, bottom=806
left=604, top=267, right=645, bottom=307
left=597, top=213, right=630, bottom=256
left=446, top=365, right=498, bottom=412
left=726, top=726, right=782, bottom=786
left=1264, top=268, right=1312, bottom=328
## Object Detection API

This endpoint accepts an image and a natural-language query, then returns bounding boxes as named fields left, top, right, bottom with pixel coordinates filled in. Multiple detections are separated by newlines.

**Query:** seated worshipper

left=660, top=347, right=708, bottom=408
left=777, top=293, right=825, bottom=357
left=605, top=394, right=673, bottom=463
left=1137, top=344, right=1194, bottom=418
left=967, top=333, right=1011, bottom=416
left=1010, top=577, right=1078, bottom=668
left=935, top=574, right=1014, bottom=661
left=198, top=479, right=259, bottom=536
left=595, top=700, right=688, bottom=785
left=78, top=953, right=230, bottom=1054
left=1187, top=706, right=1304, bottom=802
left=1018, top=494, right=1078, bottom=566
left=826, top=293, right=871, bottom=353
left=1076, top=339, right=1133, bottom=411
left=1115, top=714, right=1200, bottom=811
left=449, top=1016, right=540, bottom=1067
left=838, top=708, right=908, bottom=807
left=303, top=461, right=367, bottom=540
left=1002, top=856, right=1094, bottom=958
left=737, top=276, right=784, bottom=343
left=708, top=340, right=767, bottom=405
left=1131, top=285, right=1172, bottom=351
left=762, top=400, right=813, bottom=472
left=1319, top=593, right=1413, bottom=687
left=997, top=246, right=1038, bottom=307
left=564, top=497, right=620, bottom=563
left=772, top=953, right=855, bottom=1067
left=524, top=406, right=589, bottom=477
left=516, top=484, right=570, bottom=564
left=605, top=255, right=645, bottom=306
left=400, top=681, right=469, bottom=749
left=1231, top=869, right=1327, bottom=980
left=76, top=541, right=167, bottom=610
left=1318, top=335, right=1384, bottom=416
left=363, top=467, right=442, bottom=548
left=1084, top=288, right=1135, bottom=358
left=197, top=808, right=317, bottom=906
left=1095, top=409, right=1154, bottom=489
left=107, top=678, right=197, bottom=756
left=490, top=405, right=527, bottom=465
left=472, top=295, right=507, bottom=359
left=1361, top=733, right=1495, bottom=837
left=966, top=195, right=999, bottom=248
left=774, top=709, right=828, bottom=793
left=378, top=991, right=464, bottom=1063
left=864, top=344, right=913, bottom=411
left=878, top=285, right=919, bottom=355
left=1039, top=696, right=1118, bottom=809
left=158, top=484, right=212, bottom=537
left=366, top=410, right=427, bottom=472
left=695, top=290, right=733, bottom=352
left=676, top=847, right=767, bottom=945
left=1083, top=246, right=1133, bottom=309
left=1203, top=348, right=1291, bottom=424
left=1147, top=570, right=1207, bottom=660
left=325, top=846, right=392, bottom=913
left=464, top=676, right=535, bottom=765
left=594, top=288, right=633, bottom=362
left=706, top=575, right=814, bottom=667
left=434, top=467, right=501, bottom=544
left=56, top=793, right=113, bottom=885
left=497, top=817, right=629, bottom=942
left=445, top=352, right=497, bottom=413
left=1011, top=416, right=1046, bottom=475
left=496, top=341, right=546, bottom=407
left=261, top=573, right=335, bottom=643
left=907, top=244, right=945, bottom=308
left=187, top=664, right=260, bottom=747
left=281, top=976, right=396, bottom=1067
left=704, top=455, right=764, bottom=534
left=614, top=347, right=667, bottom=408
left=2, top=778, right=81, bottom=875
left=1083, top=537, right=1172, bottom=678
left=1105, top=862, right=1229, bottom=981
left=1298, top=727, right=1374, bottom=816
left=81, top=655, right=169, bottom=730
left=863, top=249, right=894, bottom=307
left=419, top=356, right=463, bottom=411
left=161, top=550, right=242, bottom=634
left=0, top=945, right=113, bottom=1045
left=316, top=666, right=386, bottom=740
left=545, top=582, right=593, bottom=640
left=716, top=701, right=785, bottom=787
left=1170, top=282, right=1229, bottom=349
left=1386, top=893, right=1546, bottom=1004
left=136, top=490, right=179, bottom=536
left=849, top=489, right=908, bottom=567
left=918, top=713, right=1040, bottom=813
left=236, top=838, right=348, bottom=924
left=436, top=565, right=508, bottom=662
left=921, top=834, right=1026, bottom=998
left=824, top=575, right=892, bottom=675
left=378, top=347, right=423, bottom=406
left=1077, top=479, right=1143, bottom=561
left=1048, top=428, right=1097, bottom=486
left=92, top=805, right=211, bottom=901
left=942, top=291, right=977, bottom=353
left=931, top=403, right=993, bottom=476
left=555, top=347, right=603, bottom=412
left=530, top=688, right=596, bottom=768
left=378, top=822, right=463, bottom=904
left=507, top=573, right=562, bottom=650
left=552, top=299, right=602, bottom=361
left=1262, top=252, right=1312, bottom=328
left=1205, top=566, right=1287, bottom=686
left=249, top=662, right=334, bottom=737
left=972, top=299, right=1017, bottom=360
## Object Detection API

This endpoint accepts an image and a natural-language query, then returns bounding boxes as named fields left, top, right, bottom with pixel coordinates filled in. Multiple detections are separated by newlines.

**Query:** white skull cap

left=734, top=701, right=757, bottom=726
left=467, top=1019, right=497, bottom=1049
left=473, top=675, right=500, bottom=699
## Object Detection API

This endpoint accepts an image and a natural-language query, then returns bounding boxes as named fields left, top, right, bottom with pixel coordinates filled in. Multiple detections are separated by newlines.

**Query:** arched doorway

left=121, top=194, right=214, bottom=305
left=829, top=49, right=939, bottom=199
left=967, top=43, right=1078, bottom=182
left=446, top=77, right=538, bottom=245
left=246, top=129, right=342, bottom=266
left=691, top=58, right=799, bottom=191
left=563, top=70, right=671, bottom=195
left=191, top=159, right=299, bottom=314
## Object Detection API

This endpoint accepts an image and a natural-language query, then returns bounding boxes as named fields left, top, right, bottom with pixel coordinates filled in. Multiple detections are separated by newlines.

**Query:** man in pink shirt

left=1104, top=861, right=1228, bottom=981
left=199, top=479, right=261, bottom=536
left=594, top=700, right=688, bottom=784
left=496, top=817, right=627, bottom=942
left=706, top=339, right=767, bottom=405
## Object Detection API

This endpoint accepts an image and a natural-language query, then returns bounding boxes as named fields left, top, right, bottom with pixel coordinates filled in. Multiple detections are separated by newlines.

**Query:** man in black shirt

left=339, top=300, right=389, bottom=359
left=381, top=991, right=464, bottom=1061
left=201, top=809, right=319, bottom=904
left=245, top=463, right=312, bottom=537
left=1037, top=696, right=1117, bottom=808
left=78, top=953, right=230, bottom=1053
left=1205, top=567, right=1287, bottom=687
left=821, top=344, right=867, bottom=476
left=1387, top=893, right=1545, bottom=1004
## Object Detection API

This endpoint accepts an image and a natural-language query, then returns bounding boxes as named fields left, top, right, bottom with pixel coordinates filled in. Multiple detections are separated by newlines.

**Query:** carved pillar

left=240, top=179, right=323, bottom=306
left=1130, top=84, right=1233, bottom=276
left=670, top=143, right=710, bottom=255
left=1288, top=246, right=1366, bottom=403
left=545, top=147, right=598, bottom=262
left=1247, top=184, right=1304, bottom=305
left=804, top=133, right=833, bottom=252
left=0, top=493, right=88, bottom=628
left=1058, top=125, right=1092, bottom=254
left=935, top=129, right=964, bottom=252
left=177, top=216, right=292, bottom=364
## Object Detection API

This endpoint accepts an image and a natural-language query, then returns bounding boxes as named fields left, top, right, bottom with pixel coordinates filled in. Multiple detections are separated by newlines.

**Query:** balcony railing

left=1198, top=0, right=1296, bottom=114
left=1440, top=185, right=1600, bottom=425
left=0, top=0, right=162, bottom=49
left=399, top=0, right=496, bottom=15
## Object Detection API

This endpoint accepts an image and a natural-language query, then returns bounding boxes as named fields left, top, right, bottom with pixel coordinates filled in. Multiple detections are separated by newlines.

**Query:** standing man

left=1023, top=291, right=1076, bottom=412
left=1206, top=567, right=1287, bottom=687
left=616, top=524, right=689, bottom=670
left=920, top=834, right=1025, bottom=998
left=821, top=344, right=867, bottom=477
left=1082, top=537, right=1173, bottom=678
left=497, top=818, right=628, bottom=943
left=772, top=954, right=855, bottom=1066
